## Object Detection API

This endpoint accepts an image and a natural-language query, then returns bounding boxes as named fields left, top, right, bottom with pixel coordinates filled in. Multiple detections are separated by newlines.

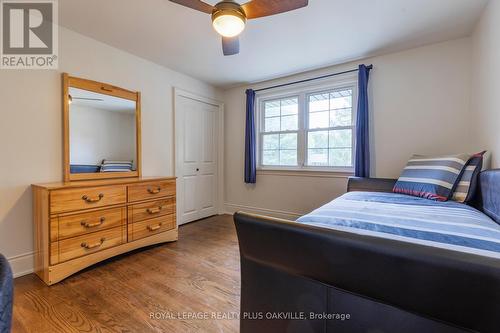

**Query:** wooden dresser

left=32, top=177, right=177, bottom=285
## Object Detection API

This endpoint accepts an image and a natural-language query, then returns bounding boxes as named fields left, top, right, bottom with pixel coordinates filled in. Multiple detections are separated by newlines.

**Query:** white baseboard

left=224, top=202, right=303, bottom=220
left=7, top=252, right=34, bottom=278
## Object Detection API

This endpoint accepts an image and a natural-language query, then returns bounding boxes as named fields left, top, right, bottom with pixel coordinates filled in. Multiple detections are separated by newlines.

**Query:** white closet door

left=176, top=95, right=219, bottom=225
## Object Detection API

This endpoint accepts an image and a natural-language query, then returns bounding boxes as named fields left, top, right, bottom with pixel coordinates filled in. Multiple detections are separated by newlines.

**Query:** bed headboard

left=476, top=169, right=500, bottom=224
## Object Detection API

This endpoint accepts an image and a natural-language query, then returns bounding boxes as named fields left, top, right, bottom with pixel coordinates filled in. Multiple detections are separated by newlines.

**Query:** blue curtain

left=355, top=64, right=372, bottom=177
left=244, top=89, right=256, bottom=184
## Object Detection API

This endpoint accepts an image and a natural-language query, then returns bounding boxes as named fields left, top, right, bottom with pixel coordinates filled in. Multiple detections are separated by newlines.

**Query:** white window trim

left=256, top=74, right=358, bottom=173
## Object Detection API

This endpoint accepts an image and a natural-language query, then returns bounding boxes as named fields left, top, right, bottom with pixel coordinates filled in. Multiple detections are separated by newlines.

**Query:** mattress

left=297, top=191, right=500, bottom=258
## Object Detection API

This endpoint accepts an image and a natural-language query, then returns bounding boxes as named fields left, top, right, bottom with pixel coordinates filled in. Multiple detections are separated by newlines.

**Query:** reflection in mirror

left=69, top=87, right=137, bottom=174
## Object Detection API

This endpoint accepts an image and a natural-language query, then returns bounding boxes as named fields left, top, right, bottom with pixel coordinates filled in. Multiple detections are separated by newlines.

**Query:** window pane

left=280, top=150, right=297, bottom=166
left=330, top=96, right=351, bottom=109
left=265, top=101, right=280, bottom=117
left=281, top=98, right=298, bottom=116
left=308, top=148, right=329, bottom=166
left=331, top=89, right=352, bottom=97
left=263, top=134, right=279, bottom=150
left=330, top=90, right=352, bottom=109
left=265, top=116, right=280, bottom=132
left=281, top=115, right=298, bottom=131
left=329, top=149, right=352, bottom=167
left=329, top=129, right=352, bottom=148
left=309, top=93, right=329, bottom=112
left=309, top=111, right=329, bottom=129
left=280, top=133, right=297, bottom=150
left=330, top=108, right=352, bottom=127
left=263, top=150, right=279, bottom=165
left=308, top=131, right=328, bottom=149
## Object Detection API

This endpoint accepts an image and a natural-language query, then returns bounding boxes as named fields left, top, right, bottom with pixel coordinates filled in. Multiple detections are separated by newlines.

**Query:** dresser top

left=32, top=176, right=176, bottom=190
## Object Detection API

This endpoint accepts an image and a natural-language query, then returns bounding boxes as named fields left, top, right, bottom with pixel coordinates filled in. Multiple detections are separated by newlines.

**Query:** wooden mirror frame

left=62, top=73, right=142, bottom=182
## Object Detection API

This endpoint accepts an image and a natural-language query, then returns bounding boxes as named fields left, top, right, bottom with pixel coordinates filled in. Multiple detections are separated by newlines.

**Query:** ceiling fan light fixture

left=169, top=0, right=309, bottom=56
left=212, top=2, right=246, bottom=37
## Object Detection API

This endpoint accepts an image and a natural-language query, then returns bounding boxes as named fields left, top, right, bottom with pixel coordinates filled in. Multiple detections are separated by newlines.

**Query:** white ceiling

left=59, top=0, right=488, bottom=88
left=69, top=87, right=136, bottom=113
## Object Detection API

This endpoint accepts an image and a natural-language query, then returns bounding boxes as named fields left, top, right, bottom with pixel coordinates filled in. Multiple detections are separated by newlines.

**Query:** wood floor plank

left=13, top=215, right=240, bottom=333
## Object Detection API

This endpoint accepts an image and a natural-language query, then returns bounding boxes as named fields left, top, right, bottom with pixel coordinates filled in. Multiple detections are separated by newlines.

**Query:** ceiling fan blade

left=222, top=36, right=240, bottom=56
left=169, top=0, right=214, bottom=14
left=242, top=0, right=308, bottom=19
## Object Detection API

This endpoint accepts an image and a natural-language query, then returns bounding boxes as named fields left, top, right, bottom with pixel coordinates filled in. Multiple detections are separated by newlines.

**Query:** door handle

left=196, top=168, right=200, bottom=172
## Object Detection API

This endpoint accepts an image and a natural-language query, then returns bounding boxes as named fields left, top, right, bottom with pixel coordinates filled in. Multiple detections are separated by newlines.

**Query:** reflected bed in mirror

left=63, top=74, right=141, bottom=181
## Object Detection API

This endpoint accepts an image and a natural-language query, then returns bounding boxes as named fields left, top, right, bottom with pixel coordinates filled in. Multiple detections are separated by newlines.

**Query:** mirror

left=63, top=74, right=141, bottom=181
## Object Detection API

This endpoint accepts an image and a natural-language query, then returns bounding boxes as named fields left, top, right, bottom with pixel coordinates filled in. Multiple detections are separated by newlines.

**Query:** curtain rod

left=254, top=65, right=373, bottom=93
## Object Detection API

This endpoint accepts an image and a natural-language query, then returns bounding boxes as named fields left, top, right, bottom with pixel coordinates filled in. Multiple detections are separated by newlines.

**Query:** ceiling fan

left=169, top=0, right=309, bottom=56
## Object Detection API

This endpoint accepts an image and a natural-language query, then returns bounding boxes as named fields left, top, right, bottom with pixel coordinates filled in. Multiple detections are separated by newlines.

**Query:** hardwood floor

left=12, top=215, right=240, bottom=333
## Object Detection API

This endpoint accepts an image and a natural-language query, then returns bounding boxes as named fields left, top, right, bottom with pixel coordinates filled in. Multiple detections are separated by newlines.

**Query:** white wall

left=70, top=105, right=136, bottom=166
left=224, top=38, right=473, bottom=219
left=471, top=0, right=500, bottom=167
left=0, top=27, right=221, bottom=276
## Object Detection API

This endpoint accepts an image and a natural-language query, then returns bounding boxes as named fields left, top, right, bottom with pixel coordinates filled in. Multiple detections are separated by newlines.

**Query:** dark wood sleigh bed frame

left=233, top=169, right=500, bottom=333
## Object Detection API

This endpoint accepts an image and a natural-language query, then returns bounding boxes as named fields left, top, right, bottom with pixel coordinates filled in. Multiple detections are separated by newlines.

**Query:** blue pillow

left=393, top=153, right=471, bottom=201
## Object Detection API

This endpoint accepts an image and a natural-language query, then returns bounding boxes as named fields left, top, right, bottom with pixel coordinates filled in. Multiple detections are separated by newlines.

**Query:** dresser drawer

left=128, top=214, right=176, bottom=241
left=51, top=186, right=127, bottom=214
left=128, top=198, right=175, bottom=224
left=54, top=207, right=126, bottom=241
left=57, top=226, right=125, bottom=263
left=127, top=180, right=175, bottom=203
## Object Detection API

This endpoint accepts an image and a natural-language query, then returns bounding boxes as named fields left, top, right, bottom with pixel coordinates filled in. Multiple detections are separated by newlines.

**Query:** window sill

left=257, top=167, right=354, bottom=178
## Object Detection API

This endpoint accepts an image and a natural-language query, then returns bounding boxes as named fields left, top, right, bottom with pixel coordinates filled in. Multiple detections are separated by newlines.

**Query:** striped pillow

left=393, top=153, right=471, bottom=201
left=100, top=160, right=133, bottom=172
left=451, top=151, right=486, bottom=203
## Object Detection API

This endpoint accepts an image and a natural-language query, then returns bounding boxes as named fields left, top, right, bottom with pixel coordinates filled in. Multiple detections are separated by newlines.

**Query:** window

left=258, top=79, right=357, bottom=172
left=306, top=89, right=354, bottom=167
left=261, top=97, right=299, bottom=166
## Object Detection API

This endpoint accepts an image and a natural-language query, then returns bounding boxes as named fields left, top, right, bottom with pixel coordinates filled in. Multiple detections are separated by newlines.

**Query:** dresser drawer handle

left=81, top=217, right=105, bottom=228
left=146, top=207, right=162, bottom=214
left=147, top=223, right=163, bottom=232
left=81, top=238, right=105, bottom=249
left=147, top=187, right=161, bottom=194
left=82, top=193, right=104, bottom=203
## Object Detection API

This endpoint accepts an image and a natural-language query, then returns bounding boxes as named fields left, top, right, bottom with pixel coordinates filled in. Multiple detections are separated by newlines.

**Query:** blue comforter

left=297, top=192, right=500, bottom=258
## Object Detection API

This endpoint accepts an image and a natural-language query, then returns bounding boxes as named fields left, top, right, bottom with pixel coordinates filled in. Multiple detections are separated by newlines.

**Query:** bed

left=234, top=169, right=500, bottom=333
left=297, top=191, right=500, bottom=259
